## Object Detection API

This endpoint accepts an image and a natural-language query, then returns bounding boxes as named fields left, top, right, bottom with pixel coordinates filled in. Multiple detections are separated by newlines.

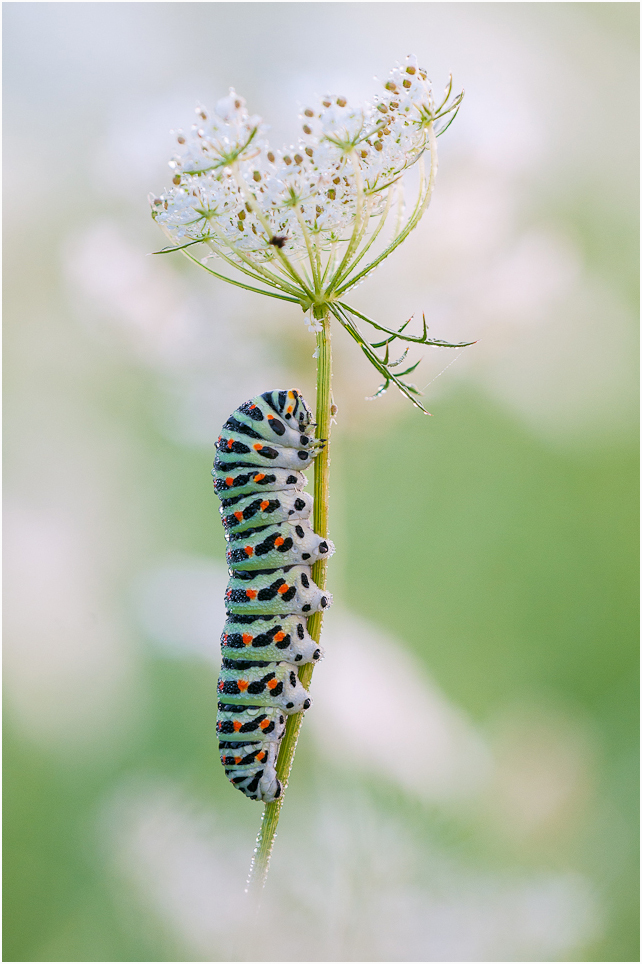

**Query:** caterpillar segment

left=216, top=703, right=287, bottom=741
left=214, top=390, right=332, bottom=803
left=215, top=430, right=323, bottom=472
left=218, top=659, right=312, bottom=712
left=220, top=490, right=313, bottom=534
left=220, top=614, right=324, bottom=664
left=219, top=740, right=282, bottom=802
left=216, top=703, right=287, bottom=802
left=225, top=565, right=332, bottom=616
left=226, top=520, right=334, bottom=570
left=212, top=465, right=306, bottom=499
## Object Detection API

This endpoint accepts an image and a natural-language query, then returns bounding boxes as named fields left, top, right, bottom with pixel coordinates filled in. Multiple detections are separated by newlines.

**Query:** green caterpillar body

left=214, top=390, right=331, bottom=802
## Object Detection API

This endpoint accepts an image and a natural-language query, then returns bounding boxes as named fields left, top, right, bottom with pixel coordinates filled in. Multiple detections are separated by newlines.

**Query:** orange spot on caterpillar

left=275, top=536, right=284, bottom=547
left=234, top=756, right=242, bottom=764
left=237, top=680, right=248, bottom=692
left=277, top=584, right=290, bottom=594
left=244, top=546, right=254, bottom=556
left=218, top=681, right=223, bottom=691
left=267, top=414, right=274, bottom=420
left=259, top=719, right=270, bottom=730
left=246, top=589, right=257, bottom=600
left=260, top=500, right=270, bottom=511
left=287, top=406, right=293, bottom=413
left=227, top=438, right=234, bottom=450
left=253, top=443, right=263, bottom=451
left=233, top=720, right=242, bottom=731
left=249, top=404, right=256, bottom=409
left=255, top=473, right=265, bottom=481
left=267, top=678, right=278, bottom=690
left=256, top=751, right=265, bottom=761
left=225, top=477, right=233, bottom=486
left=274, top=631, right=285, bottom=642
left=234, top=511, right=243, bottom=521
left=242, top=633, right=253, bottom=645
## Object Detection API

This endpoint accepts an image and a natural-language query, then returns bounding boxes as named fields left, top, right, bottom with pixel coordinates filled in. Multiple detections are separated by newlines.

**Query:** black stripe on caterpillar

left=213, top=390, right=333, bottom=802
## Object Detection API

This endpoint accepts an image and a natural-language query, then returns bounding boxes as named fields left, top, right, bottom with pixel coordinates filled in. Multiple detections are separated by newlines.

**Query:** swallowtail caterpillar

left=212, top=389, right=333, bottom=801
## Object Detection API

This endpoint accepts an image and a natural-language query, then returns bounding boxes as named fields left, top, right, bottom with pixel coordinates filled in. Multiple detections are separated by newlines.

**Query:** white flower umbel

left=151, top=55, right=470, bottom=411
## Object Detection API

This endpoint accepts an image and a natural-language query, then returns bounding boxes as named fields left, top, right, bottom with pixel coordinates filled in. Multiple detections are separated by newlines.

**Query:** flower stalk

left=247, top=309, right=332, bottom=895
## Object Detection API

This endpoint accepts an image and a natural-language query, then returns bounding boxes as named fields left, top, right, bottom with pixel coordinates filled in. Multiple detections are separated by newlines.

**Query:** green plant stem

left=246, top=306, right=332, bottom=896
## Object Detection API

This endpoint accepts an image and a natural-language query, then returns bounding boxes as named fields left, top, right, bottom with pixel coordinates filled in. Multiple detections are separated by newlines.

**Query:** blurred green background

left=3, top=3, right=638, bottom=961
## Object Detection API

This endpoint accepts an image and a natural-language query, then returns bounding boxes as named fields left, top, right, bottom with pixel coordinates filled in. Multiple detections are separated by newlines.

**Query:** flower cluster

left=151, top=56, right=467, bottom=413
left=150, top=55, right=461, bottom=266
